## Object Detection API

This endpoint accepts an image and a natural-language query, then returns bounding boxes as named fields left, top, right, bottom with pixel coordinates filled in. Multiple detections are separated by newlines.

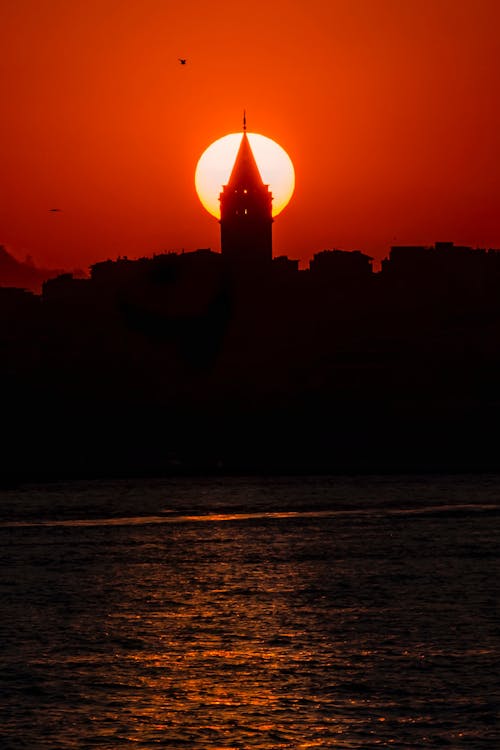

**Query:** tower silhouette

left=219, top=115, right=273, bottom=268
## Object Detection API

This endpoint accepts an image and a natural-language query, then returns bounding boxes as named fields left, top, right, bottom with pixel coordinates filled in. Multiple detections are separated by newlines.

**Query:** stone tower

left=219, top=116, right=273, bottom=268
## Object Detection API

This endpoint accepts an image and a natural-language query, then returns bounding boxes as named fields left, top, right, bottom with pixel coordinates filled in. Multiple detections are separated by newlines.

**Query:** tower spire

left=225, top=126, right=266, bottom=189
left=243, top=109, right=246, bottom=132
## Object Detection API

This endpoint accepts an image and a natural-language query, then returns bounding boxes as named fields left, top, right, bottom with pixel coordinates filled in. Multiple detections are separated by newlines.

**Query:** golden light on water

left=195, top=133, right=295, bottom=219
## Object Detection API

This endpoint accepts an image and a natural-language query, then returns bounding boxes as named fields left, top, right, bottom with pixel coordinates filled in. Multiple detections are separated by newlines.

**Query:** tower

left=219, top=115, right=273, bottom=267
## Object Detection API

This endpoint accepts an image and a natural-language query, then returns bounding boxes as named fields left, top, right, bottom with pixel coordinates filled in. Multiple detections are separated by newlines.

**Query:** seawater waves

left=1, top=475, right=499, bottom=748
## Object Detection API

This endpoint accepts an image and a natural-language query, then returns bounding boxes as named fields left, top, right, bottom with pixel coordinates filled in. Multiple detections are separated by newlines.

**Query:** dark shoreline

left=3, top=457, right=500, bottom=489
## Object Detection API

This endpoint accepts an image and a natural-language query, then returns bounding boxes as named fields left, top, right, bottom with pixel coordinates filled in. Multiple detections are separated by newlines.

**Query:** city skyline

left=1, top=0, right=499, bottom=272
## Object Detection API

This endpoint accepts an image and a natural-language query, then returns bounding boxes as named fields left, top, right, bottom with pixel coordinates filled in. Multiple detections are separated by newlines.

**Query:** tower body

left=219, top=132, right=273, bottom=268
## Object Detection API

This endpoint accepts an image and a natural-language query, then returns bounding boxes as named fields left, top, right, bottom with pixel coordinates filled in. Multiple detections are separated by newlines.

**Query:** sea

left=0, top=474, right=498, bottom=749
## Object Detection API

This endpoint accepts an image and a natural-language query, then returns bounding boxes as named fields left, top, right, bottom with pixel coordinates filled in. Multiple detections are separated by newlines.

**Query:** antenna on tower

left=243, top=109, right=247, bottom=131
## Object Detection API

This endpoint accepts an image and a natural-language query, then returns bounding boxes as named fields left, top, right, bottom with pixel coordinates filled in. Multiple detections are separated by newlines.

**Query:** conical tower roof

left=225, top=131, right=267, bottom=190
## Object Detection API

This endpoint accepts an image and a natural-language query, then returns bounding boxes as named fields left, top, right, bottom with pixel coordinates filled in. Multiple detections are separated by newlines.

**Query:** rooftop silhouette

left=2, top=236, right=500, bottom=482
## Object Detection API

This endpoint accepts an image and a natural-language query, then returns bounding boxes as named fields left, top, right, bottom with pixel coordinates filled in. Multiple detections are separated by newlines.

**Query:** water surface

left=1, top=474, right=499, bottom=748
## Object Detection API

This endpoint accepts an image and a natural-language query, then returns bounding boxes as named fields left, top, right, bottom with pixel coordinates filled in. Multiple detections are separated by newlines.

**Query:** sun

left=195, top=133, right=295, bottom=219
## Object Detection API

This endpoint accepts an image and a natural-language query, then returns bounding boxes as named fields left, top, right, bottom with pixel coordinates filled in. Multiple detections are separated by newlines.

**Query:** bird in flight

left=178, top=58, right=187, bottom=65
left=49, top=208, right=62, bottom=212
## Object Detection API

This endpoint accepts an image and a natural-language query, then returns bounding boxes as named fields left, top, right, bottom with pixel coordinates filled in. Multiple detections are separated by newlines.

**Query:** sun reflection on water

left=1, top=479, right=497, bottom=748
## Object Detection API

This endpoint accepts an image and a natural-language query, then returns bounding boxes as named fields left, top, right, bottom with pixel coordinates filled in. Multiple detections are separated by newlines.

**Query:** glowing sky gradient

left=1, top=0, right=499, bottom=271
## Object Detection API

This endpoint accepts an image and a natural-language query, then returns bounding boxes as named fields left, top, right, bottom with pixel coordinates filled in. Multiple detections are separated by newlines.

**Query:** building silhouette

left=219, top=116, right=273, bottom=268
left=3, top=236, right=500, bottom=480
left=309, top=249, right=373, bottom=281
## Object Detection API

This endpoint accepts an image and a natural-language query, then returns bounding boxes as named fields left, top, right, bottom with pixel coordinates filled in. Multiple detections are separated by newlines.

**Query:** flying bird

left=178, top=58, right=187, bottom=65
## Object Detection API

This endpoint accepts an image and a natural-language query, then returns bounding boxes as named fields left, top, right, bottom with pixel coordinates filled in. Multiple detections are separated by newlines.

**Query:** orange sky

left=1, top=0, right=499, bottom=271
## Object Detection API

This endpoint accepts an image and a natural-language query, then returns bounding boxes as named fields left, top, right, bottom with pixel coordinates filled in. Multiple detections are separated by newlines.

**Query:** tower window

left=244, top=209, right=248, bottom=215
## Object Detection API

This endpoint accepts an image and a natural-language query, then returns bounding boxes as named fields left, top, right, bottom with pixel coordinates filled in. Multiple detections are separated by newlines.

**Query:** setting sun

left=195, top=133, right=295, bottom=219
